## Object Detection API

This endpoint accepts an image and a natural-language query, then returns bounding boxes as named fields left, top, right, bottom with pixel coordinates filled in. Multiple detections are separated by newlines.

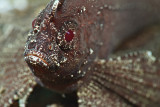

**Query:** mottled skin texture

left=24, top=0, right=160, bottom=92
left=1, top=0, right=160, bottom=107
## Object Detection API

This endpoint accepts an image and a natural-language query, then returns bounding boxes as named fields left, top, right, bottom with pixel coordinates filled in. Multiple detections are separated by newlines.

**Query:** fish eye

left=64, top=29, right=75, bottom=42
left=56, top=21, right=78, bottom=51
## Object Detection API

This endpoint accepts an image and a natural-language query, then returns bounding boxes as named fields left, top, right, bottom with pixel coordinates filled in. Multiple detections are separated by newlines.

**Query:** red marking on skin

left=32, top=19, right=36, bottom=29
left=26, top=54, right=49, bottom=66
left=48, top=45, right=53, bottom=50
left=65, top=30, right=74, bottom=42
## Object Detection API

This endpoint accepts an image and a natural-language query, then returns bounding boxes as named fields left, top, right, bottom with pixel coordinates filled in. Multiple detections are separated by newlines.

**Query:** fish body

left=24, top=0, right=160, bottom=92
left=0, top=0, right=160, bottom=106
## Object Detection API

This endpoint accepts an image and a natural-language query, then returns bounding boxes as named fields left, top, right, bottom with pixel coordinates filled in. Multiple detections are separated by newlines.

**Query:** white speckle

left=28, top=79, right=33, bottom=83
left=117, top=56, right=121, bottom=61
left=25, top=55, right=48, bottom=67
left=84, top=60, right=88, bottom=64
left=90, top=48, right=94, bottom=55
left=100, top=6, right=103, bottom=9
left=8, top=99, right=12, bottom=104
left=30, top=39, right=37, bottom=43
left=100, top=24, right=104, bottom=30
left=124, top=54, right=128, bottom=58
left=109, top=58, right=113, bottom=61
left=97, top=11, right=101, bottom=15
left=146, top=51, right=156, bottom=61
left=146, top=51, right=152, bottom=56
left=78, top=70, right=82, bottom=74
left=60, top=57, right=67, bottom=63
left=19, top=88, right=24, bottom=93
left=82, top=6, right=86, bottom=11
left=87, top=101, right=92, bottom=105
left=52, top=0, right=59, bottom=12
left=108, top=5, right=113, bottom=9
left=78, top=99, right=83, bottom=103
left=99, top=59, right=106, bottom=64
left=28, top=88, right=33, bottom=92
left=98, top=42, right=103, bottom=46
left=31, top=56, right=39, bottom=62
left=104, top=4, right=108, bottom=8
left=56, top=63, right=60, bottom=67
left=133, top=52, right=138, bottom=56
left=0, top=86, right=5, bottom=94
left=13, top=95, right=18, bottom=100
left=73, top=31, right=76, bottom=35
left=19, top=103, right=25, bottom=107
left=129, top=52, right=133, bottom=56
left=71, top=75, right=74, bottom=77
left=62, top=94, right=66, bottom=98
left=4, top=104, right=9, bottom=107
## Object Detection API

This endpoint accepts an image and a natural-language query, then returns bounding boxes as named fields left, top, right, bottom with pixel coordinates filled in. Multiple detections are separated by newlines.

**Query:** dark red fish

left=1, top=0, right=160, bottom=106
left=24, top=0, right=160, bottom=92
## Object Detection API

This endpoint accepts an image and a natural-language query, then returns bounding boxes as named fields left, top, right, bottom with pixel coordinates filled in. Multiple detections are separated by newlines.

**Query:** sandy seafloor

left=0, top=0, right=50, bottom=49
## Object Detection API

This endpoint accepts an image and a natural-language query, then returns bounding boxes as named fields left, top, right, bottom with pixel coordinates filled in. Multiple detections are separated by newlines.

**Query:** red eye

left=32, top=19, right=36, bottom=29
left=65, top=30, right=74, bottom=42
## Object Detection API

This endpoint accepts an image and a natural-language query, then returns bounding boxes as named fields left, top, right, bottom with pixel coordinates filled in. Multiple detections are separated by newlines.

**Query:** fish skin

left=1, top=0, right=160, bottom=106
left=24, top=0, right=160, bottom=92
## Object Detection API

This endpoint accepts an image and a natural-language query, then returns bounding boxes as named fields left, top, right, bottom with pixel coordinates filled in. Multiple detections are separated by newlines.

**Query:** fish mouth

left=24, top=50, right=49, bottom=67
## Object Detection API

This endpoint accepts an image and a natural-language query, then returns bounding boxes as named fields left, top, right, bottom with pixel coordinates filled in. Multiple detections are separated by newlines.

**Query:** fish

left=1, top=0, right=160, bottom=106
